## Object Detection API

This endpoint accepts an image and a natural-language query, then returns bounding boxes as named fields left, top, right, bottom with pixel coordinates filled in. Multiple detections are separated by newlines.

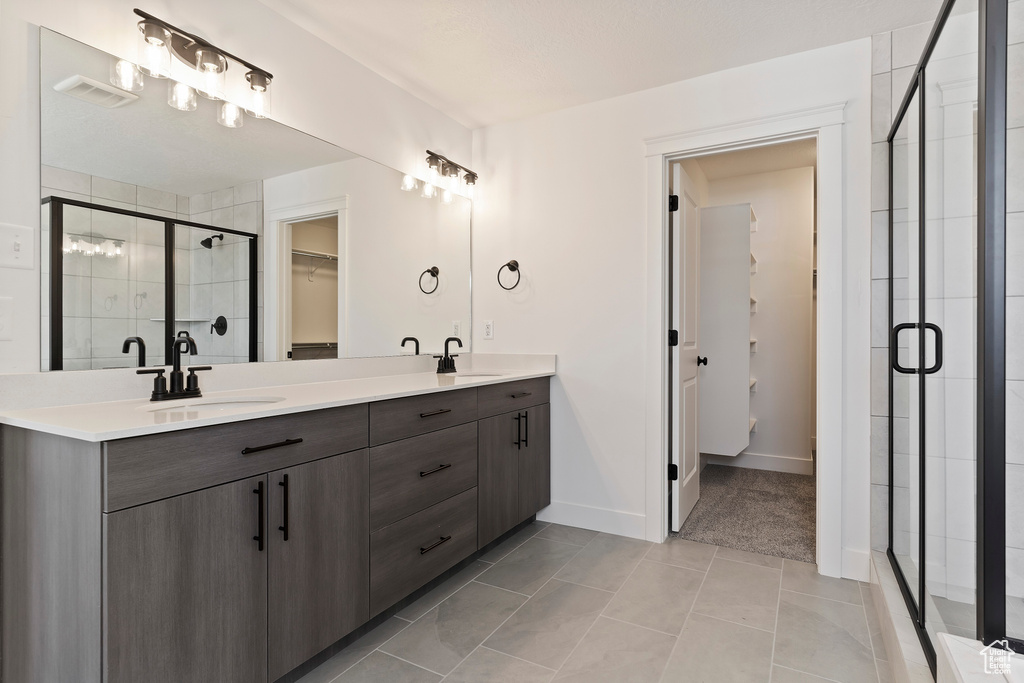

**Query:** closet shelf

left=292, top=249, right=338, bottom=261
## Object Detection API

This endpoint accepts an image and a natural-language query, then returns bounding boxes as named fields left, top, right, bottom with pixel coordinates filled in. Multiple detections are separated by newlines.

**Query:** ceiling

left=41, top=30, right=357, bottom=197
left=693, top=138, right=817, bottom=181
left=257, top=0, right=940, bottom=128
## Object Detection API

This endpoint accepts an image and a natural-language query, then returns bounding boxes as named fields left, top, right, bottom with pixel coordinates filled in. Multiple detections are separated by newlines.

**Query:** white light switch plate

left=0, top=297, right=13, bottom=341
left=0, top=223, right=34, bottom=270
left=483, top=320, right=494, bottom=340
left=452, top=320, right=461, bottom=337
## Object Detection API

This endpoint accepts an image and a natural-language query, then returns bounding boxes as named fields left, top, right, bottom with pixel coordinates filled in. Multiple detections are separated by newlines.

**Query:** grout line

left=655, top=551, right=715, bottom=683
left=470, top=579, right=533, bottom=598
left=377, top=650, right=448, bottom=677
left=780, top=587, right=866, bottom=608
left=860, top=584, right=883, bottom=683
left=772, top=663, right=842, bottom=683
left=392, top=615, right=413, bottom=623
left=691, top=610, right=777, bottom=636
left=713, top=544, right=787, bottom=571
left=478, top=645, right=559, bottom=672
left=600, top=614, right=681, bottom=639
left=547, top=576, right=619, bottom=595
left=714, top=555, right=783, bottom=574
left=767, top=553, right=784, bottom=683
left=641, top=556, right=712, bottom=573
left=324, top=617, right=415, bottom=681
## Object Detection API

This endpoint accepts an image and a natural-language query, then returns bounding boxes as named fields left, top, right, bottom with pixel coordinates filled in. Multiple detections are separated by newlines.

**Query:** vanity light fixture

left=400, top=174, right=418, bottom=192
left=441, top=189, right=454, bottom=205
left=420, top=182, right=437, bottom=199
left=110, top=59, right=145, bottom=92
left=131, top=9, right=275, bottom=125
left=423, top=150, right=478, bottom=201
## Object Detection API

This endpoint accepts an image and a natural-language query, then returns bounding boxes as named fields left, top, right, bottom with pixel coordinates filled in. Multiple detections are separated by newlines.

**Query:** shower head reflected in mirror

left=200, top=234, right=224, bottom=249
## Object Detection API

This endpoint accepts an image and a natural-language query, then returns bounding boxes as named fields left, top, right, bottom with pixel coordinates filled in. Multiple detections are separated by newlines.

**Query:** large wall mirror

left=40, top=28, right=472, bottom=371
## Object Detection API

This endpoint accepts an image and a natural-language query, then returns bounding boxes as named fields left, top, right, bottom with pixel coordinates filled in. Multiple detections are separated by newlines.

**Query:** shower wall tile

left=91, top=277, right=129, bottom=319
left=212, top=188, right=234, bottom=209
left=872, top=143, right=889, bottom=212
left=234, top=201, right=260, bottom=234
left=872, top=32, right=892, bottom=75
left=177, top=195, right=190, bottom=215
left=212, top=242, right=235, bottom=282
left=1009, top=381, right=1024, bottom=465
left=872, top=73, right=892, bottom=143
left=234, top=181, right=259, bottom=205
left=137, top=186, right=177, bottom=213
left=872, top=484, right=888, bottom=551
left=190, top=284, right=213, bottom=319
left=234, top=280, right=250, bottom=318
left=91, top=177, right=136, bottom=205
left=890, top=66, right=916, bottom=124
left=190, top=192, right=212, bottom=214
left=1007, top=297, right=1024, bottom=380
left=871, top=348, right=889, bottom=417
left=871, top=417, right=889, bottom=486
left=42, top=166, right=91, bottom=195
left=191, top=247, right=213, bottom=285
left=872, top=211, right=889, bottom=281
left=892, top=22, right=931, bottom=70
left=212, top=282, right=234, bottom=322
left=871, top=280, right=888, bottom=348
left=91, top=318, right=130, bottom=357
left=1012, top=0, right=1024, bottom=46
left=211, top=207, right=234, bottom=229
left=63, top=275, right=91, bottom=318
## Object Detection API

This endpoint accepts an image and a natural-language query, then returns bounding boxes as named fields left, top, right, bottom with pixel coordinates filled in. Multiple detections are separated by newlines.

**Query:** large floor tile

left=477, top=537, right=582, bottom=595
left=296, top=617, right=410, bottom=683
left=773, top=590, right=877, bottom=683
left=553, top=616, right=676, bottom=682
left=334, top=651, right=440, bottom=683
left=782, top=559, right=863, bottom=605
left=660, top=612, right=774, bottom=682
left=691, top=557, right=781, bottom=632
left=396, top=560, right=490, bottom=621
left=480, top=522, right=549, bottom=563
left=444, top=647, right=555, bottom=683
left=380, top=581, right=525, bottom=675
left=771, top=665, right=838, bottom=682
left=554, top=533, right=651, bottom=592
left=484, top=579, right=613, bottom=670
left=603, top=560, right=704, bottom=635
left=535, top=523, right=599, bottom=546
left=716, top=545, right=784, bottom=570
left=861, top=584, right=887, bottom=661
left=645, top=537, right=717, bottom=572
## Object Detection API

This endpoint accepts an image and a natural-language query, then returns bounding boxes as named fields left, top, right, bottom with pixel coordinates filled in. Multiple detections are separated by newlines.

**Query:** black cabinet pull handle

left=513, top=413, right=522, bottom=449
left=420, top=535, right=452, bottom=554
left=253, top=481, right=264, bottom=552
left=522, top=410, right=529, bottom=448
left=241, top=438, right=303, bottom=455
left=278, top=474, right=289, bottom=541
left=419, top=408, right=452, bottom=418
left=510, top=391, right=532, bottom=399
left=420, top=463, right=452, bottom=477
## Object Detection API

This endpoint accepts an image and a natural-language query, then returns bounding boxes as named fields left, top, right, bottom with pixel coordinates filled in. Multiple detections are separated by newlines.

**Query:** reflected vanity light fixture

left=131, top=9, right=274, bottom=126
left=413, top=150, right=479, bottom=201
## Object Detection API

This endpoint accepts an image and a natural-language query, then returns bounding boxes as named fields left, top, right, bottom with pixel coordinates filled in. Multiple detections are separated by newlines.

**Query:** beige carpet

left=678, top=464, right=815, bottom=563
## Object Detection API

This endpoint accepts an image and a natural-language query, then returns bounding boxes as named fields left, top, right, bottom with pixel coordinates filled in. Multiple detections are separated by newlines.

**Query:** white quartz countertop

left=0, top=368, right=554, bottom=442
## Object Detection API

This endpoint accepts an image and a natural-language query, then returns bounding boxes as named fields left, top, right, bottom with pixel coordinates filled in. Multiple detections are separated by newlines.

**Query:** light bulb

left=426, top=155, right=442, bottom=184
left=70, top=239, right=79, bottom=252
left=110, top=59, right=144, bottom=92
left=137, top=22, right=171, bottom=79
left=441, top=189, right=453, bottom=205
left=400, top=175, right=417, bottom=192
left=94, top=244, right=102, bottom=255
left=167, top=81, right=197, bottom=111
left=421, top=182, right=436, bottom=199
left=244, top=70, right=272, bottom=118
left=217, top=102, right=244, bottom=128
left=195, top=48, right=227, bottom=100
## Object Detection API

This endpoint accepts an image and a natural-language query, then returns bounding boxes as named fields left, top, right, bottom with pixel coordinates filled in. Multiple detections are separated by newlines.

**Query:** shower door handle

left=891, top=323, right=918, bottom=374
left=922, top=323, right=943, bottom=374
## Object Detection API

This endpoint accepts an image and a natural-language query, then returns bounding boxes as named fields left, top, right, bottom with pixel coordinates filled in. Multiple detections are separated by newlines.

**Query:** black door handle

left=697, top=356, right=708, bottom=366
left=278, top=474, right=289, bottom=541
left=253, top=481, right=264, bottom=552
left=923, top=323, right=943, bottom=374
left=513, top=413, right=522, bottom=449
left=522, top=411, right=529, bottom=448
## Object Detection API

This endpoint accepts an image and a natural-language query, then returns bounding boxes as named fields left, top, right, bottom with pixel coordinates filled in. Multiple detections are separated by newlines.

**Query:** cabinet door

left=268, top=450, right=369, bottom=681
left=478, top=412, right=520, bottom=548
left=519, top=404, right=551, bottom=522
left=104, top=476, right=268, bottom=683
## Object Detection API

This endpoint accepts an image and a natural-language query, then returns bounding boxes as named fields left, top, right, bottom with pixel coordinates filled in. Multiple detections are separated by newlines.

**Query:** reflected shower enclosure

left=42, top=196, right=257, bottom=370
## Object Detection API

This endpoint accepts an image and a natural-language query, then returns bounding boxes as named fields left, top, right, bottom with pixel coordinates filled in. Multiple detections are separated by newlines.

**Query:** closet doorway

left=285, top=213, right=345, bottom=360
left=668, top=139, right=819, bottom=563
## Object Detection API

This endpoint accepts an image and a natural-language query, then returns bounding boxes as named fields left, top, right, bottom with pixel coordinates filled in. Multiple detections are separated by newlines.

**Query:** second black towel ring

left=497, top=260, right=520, bottom=291
left=419, top=266, right=440, bottom=294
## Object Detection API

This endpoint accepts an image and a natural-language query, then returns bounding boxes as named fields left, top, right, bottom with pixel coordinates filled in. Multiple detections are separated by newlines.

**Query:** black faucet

left=136, top=331, right=211, bottom=401
left=401, top=336, right=420, bottom=355
left=122, top=336, right=146, bottom=367
left=435, top=337, right=462, bottom=374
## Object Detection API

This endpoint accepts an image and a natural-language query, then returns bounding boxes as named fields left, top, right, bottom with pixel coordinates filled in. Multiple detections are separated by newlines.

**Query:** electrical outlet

left=483, top=320, right=494, bottom=340
left=0, top=297, right=13, bottom=341
left=452, top=321, right=461, bottom=337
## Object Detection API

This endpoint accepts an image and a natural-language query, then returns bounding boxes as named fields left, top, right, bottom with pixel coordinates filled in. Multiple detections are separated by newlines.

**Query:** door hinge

left=668, top=329, right=678, bottom=346
left=668, top=195, right=679, bottom=212
left=668, top=464, right=679, bottom=481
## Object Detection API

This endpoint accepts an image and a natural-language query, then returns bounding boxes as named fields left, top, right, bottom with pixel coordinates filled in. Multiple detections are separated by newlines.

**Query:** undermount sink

left=142, top=397, right=286, bottom=414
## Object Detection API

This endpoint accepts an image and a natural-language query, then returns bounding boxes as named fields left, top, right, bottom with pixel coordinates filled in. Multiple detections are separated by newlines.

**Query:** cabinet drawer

left=370, top=487, right=477, bottom=617
left=369, top=423, right=477, bottom=531
left=477, top=377, right=549, bottom=419
left=369, top=388, right=477, bottom=446
left=103, top=405, right=368, bottom=512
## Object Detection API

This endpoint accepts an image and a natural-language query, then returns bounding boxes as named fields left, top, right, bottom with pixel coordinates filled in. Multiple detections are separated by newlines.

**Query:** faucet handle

left=137, top=368, right=168, bottom=400
left=185, top=366, right=211, bottom=393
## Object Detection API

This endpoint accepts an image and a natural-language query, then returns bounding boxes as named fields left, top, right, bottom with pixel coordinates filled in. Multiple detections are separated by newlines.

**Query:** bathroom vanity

left=0, top=370, right=551, bottom=683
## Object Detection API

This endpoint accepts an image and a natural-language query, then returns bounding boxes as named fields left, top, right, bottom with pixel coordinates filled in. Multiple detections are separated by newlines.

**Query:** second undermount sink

left=142, top=397, right=286, bottom=414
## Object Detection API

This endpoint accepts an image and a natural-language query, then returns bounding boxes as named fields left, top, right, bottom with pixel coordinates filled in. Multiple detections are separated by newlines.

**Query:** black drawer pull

left=241, top=438, right=303, bottom=455
left=420, top=535, right=452, bottom=554
left=523, top=410, right=529, bottom=448
left=510, top=391, right=532, bottom=399
left=278, top=474, right=289, bottom=541
left=514, top=413, right=522, bottom=449
left=253, top=481, right=264, bottom=552
left=419, top=408, right=452, bottom=418
left=420, top=463, right=452, bottom=477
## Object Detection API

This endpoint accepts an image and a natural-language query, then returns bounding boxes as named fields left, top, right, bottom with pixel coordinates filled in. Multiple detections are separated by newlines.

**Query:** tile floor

left=298, top=522, right=894, bottom=683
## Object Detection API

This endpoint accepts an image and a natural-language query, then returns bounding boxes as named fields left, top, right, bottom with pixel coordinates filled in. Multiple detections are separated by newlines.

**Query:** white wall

left=0, top=0, right=471, bottom=372
left=706, top=167, right=815, bottom=469
left=471, top=39, right=873, bottom=575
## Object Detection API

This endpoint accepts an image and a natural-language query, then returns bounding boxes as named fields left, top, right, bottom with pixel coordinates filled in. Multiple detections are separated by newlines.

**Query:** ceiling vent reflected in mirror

left=53, top=74, right=140, bottom=109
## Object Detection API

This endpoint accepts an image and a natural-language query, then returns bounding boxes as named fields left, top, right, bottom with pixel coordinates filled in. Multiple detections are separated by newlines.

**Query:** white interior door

left=698, top=204, right=751, bottom=457
left=671, top=162, right=701, bottom=530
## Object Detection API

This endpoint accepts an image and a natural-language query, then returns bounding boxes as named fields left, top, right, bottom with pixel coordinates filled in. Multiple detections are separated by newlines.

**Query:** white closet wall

left=705, top=167, right=815, bottom=472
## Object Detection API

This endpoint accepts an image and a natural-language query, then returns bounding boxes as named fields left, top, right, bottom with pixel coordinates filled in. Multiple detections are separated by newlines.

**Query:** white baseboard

left=704, top=451, right=814, bottom=475
left=842, top=547, right=871, bottom=582
left=536, top=500, right=648, bottom=540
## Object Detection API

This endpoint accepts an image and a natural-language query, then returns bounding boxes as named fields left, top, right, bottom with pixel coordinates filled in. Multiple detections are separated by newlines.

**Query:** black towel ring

left=419, top=266, right=440, bottom=294
left=497, top=260, right=520, bottom=291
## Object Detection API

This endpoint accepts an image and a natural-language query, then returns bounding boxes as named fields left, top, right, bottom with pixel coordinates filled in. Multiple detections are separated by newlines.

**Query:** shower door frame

left=886, top=0, right=1016, bottom=667
left=43, top=195, right=259, bottom=370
